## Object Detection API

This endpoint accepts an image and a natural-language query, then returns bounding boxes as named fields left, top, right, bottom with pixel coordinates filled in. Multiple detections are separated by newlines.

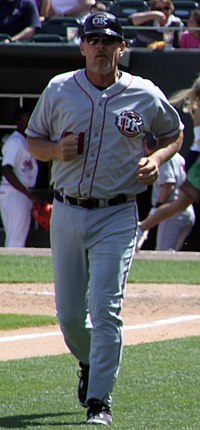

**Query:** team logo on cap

left=92, top=14, right=108, bottom=28
left=115, top=111, right=143, bottom=137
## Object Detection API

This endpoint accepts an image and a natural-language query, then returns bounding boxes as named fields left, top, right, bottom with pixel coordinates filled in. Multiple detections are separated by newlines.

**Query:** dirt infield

left=0, top=248, right=199, bottom=361
left=1, top=281, right=200, bottom=361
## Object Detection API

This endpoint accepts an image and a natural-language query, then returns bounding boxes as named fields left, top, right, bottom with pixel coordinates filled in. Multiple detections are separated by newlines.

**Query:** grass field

left=0, top=255, right=199, bottom=284
left=0, top=255, right=200, bottom=429
left=1, top=338, right=200, bottom=429
left=0, top=314, right=57, bottom=331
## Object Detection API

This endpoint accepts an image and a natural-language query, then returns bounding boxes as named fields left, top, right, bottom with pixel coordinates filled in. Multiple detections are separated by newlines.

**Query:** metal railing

left=122, top=25, right=200, bottom=31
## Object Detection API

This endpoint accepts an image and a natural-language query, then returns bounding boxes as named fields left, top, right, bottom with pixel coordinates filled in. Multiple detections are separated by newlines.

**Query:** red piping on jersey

left=74, top=72, right=133, bottom=197
left=74, top=72, right=94, bottom=195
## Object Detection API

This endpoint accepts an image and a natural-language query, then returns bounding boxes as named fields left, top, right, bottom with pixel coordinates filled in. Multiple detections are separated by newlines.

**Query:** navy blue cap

left=81, top=12, right=124, bottom=40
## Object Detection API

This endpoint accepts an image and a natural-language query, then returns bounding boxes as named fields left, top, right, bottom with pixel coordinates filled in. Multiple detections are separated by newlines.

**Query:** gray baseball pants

left=50, top=198, right=138, bottom=402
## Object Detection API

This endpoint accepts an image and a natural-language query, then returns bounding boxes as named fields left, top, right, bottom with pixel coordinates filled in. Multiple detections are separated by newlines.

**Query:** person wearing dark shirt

left=129, top=0, right=184, bottom=48
left=0, top=0, right=41, bottom=42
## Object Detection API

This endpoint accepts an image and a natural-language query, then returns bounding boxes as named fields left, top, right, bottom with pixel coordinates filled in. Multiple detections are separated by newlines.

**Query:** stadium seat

left=109, top=0, right=149, bottom=18
left=100, top=0, right=114, bottom=8
left=173, top=0, right=200, bottom=24
left=40, top=16, right=82, bottom=39
left=30, top=33, right=65, bottom=42
left=121, top=25, right=137, bottom=45
left=108, top=1, right=149, bottom=44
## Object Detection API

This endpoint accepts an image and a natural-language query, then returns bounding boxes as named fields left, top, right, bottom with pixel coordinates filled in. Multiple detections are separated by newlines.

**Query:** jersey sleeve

left=149, top=85, right=184, bottom=139
left=26, top=85, right=52, bottom=139
left=26, top=73, right=73, bottom=142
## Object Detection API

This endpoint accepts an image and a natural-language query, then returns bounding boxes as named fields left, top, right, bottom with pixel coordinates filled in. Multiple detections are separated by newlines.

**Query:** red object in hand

left=64, top=131, right=84, bottom=154
left=77, top=132, right=84, bottom=154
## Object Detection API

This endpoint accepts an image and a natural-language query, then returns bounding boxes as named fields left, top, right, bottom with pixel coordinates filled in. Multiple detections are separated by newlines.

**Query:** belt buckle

left=77, top=197, right=85, bottom=206
left=62, top=193, right=69, bottom=204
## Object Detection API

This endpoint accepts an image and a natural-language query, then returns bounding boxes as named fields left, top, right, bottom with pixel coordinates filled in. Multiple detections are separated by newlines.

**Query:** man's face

left=80, top=33, right=126, bottom=75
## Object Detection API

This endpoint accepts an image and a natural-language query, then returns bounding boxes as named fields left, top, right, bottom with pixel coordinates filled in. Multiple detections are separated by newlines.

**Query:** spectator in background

left=65, top=2, right=109, bottom=42
left=43, top=0, right=95, bottom=19
left=136, top=132, right=195, bottom=251
left=89, top=1, right=108, bottom=14
left=0, top=0, right=41, bottom=42
left=169, top=75, right=200, bottom=171
left=129, top=0, right=184, bottom=48
left=136, top=153, right=200, bottom=251
left=0, top=108, right=39, bottom=247
left=137, top=77, right=200, bottom=251
left=180, top=9, right=200, bottom=49
left=35, top=0, right=50, bottom=21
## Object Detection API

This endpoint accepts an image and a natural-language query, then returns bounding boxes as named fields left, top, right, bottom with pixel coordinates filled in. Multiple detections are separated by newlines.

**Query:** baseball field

left=0, top=249, right=200, bottom=429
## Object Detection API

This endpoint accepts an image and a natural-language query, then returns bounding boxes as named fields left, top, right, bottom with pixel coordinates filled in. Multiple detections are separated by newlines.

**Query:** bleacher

left=28, top=0, right=200, bottom=45
left=2, top=0, right=197, bottom=45
left=173, top=0, right=200, bottom=24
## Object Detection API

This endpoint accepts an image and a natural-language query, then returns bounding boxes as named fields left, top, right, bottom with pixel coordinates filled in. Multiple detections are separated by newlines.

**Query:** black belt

left=54, top=190, right=129, bottom=209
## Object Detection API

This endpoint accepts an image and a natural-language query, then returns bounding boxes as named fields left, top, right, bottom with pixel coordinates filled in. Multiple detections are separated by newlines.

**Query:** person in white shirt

left=0, top=107, right=39, bottom=247
left=136, top=133, right=195, bottom=251
left=44, top=0, right=95, bottom=19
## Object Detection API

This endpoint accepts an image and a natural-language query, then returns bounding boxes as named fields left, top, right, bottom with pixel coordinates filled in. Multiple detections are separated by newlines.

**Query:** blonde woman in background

left=137, top=76, right=200, bottom=250
left=169, top=75, right=200, bottom=171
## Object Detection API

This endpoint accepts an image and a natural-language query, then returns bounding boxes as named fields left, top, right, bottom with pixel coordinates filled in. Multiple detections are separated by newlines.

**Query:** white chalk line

left=125, top=314, right=200, bottom=330
left=16, top=290, right=55, bottom=296
left=1, top=315, right=200, bottom=344
left=0, top=331, right=61, bottom=343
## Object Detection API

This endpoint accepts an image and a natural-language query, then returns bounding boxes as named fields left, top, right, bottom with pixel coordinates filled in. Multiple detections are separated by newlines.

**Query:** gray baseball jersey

left=26, top=69, right=183, bottom=404
left=27, top=69, right=183, bottom=199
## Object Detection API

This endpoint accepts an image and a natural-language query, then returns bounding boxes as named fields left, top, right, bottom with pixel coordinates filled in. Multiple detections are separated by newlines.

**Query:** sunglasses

left=83, top=34, right=122, bottom=45
left=156, top=6, right=171, bottom=11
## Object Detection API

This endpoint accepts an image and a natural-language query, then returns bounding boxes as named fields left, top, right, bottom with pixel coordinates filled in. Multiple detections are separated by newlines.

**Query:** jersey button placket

left=80, top=95, right=105, bottom=195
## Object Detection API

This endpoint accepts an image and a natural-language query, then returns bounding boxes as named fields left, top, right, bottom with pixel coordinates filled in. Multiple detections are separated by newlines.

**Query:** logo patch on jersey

left=115, top=111, right=143, bottom=137
left=92, top=14, right=108, bottom=29
left=22, top=160, right=33, bottom=172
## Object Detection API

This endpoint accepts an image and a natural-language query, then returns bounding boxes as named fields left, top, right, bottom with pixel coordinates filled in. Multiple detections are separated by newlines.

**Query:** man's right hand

left=56, top=133, right=79, bottom=161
